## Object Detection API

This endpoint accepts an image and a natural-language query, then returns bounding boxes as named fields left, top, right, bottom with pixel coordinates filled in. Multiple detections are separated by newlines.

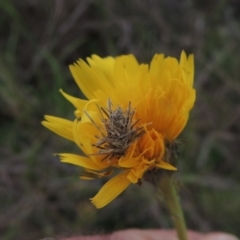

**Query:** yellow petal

left=60, top=89, right=88, bottom=116
left=126, top=164, right=148, bottom=183
left=149, top=54, right=165, bottom=76
left=126, top=170, right=139, bottom=183
left=180, top=51, right=194, bottom=87
left=118, top=142, right=140, bottom=168
left=118, top=156, right=140, bottom=168
left=42, top=115, right=74, bottom=141
left=69, top=57, right=115, bottom=101
left=111, top=55, right=140, bottom=104
left=73, top=117, right=99, bottom=155
left=87, top=55, right=115, bottom=82
left=59, top=153, right=108, bottom=171
left=115, top=55, right=139, bottom=80
left=167, top=112, right=189, bottom=140
left=155, top=161, right=177, bottom=171
left=80, top=169, right=114, bottom=179
left=90, top=171, right=131, bottom=208
left=80, top=176, right=95, bottom=180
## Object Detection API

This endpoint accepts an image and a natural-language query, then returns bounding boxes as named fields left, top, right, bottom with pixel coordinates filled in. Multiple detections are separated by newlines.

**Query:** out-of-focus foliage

left=0, top=0, right=240, bottom=239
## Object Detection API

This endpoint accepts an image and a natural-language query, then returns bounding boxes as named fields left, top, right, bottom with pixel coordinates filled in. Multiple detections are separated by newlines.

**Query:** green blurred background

left=1, top=0, right=240, bottom=239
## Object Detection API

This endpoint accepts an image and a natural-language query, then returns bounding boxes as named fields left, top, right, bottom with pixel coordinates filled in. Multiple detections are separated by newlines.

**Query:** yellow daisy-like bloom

left=42, top=51, right=195, bottom=208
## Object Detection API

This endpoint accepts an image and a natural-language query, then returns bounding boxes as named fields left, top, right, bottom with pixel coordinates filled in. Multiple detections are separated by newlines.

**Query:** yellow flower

left=42, top=52, right=196, bottom=208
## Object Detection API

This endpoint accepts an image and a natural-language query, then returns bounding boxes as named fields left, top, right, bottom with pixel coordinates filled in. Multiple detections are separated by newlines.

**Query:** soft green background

left=1, top=0, right=240, bottom=239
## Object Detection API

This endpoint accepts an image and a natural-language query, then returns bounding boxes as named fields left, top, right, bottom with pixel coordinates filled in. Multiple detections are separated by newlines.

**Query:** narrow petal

left=118, top=156, right=140, bottom=168
left=87, top=55, right=115, bottom=83
left=149, top=54, right=165, bottom=76
left=69, top=58, right=114, bottom=101
left=42, top=116, right=74, bottom=141
left=126, top=170, right=139, bottom=183
left=60, top=89, right=88, bottom=114
left=118, top=142, right=140, bottom=168
left=59, top=153, right=108, bottom=171
left=112, top=55, right=140, bottom=104
left=155, top=161, right=177, bottom=170
left=116, top=55, right=139, bottom=80
left=126, top=164, right=148, bottom=183
left=166, top=112, right=188, bottom=140
left=180, top=51, right=194, bottom=87
left=80, top=169, right=114, bottom=179
left=90, top=171, right=131, bottom=208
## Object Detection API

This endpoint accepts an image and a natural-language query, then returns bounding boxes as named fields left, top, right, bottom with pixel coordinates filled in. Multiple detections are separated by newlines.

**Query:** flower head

left=42, top=52, right=196, bottom=208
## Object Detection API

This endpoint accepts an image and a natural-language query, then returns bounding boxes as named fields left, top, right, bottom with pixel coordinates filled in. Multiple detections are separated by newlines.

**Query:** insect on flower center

left=85, top=99, right=146, bottom=161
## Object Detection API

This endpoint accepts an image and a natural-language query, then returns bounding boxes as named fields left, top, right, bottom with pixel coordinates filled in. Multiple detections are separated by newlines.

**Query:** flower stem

left=158, top=172, right=188, bottom=240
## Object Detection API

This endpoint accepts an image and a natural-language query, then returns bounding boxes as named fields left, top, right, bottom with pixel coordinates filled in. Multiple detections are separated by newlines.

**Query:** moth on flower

left=42, top=52, right=196, bottom=208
